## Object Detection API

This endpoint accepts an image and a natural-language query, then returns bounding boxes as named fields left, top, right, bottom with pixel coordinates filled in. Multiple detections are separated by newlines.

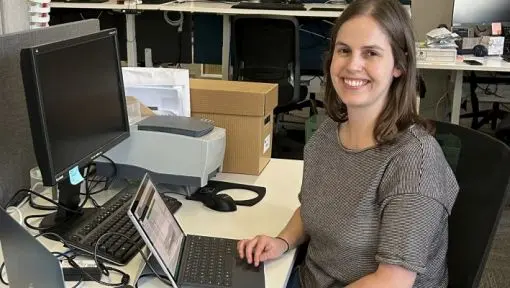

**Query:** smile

left=343, top=78, right=369, bottom=88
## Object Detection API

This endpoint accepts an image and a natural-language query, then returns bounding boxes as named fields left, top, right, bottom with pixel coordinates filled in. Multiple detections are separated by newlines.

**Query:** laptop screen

left=130, top=175, right=185, bottom=277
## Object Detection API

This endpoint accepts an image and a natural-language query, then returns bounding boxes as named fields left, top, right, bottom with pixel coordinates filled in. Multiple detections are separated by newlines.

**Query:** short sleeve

left=375, top=194, right=448, bottom=273
left=375, top=134, right=459, bottom=273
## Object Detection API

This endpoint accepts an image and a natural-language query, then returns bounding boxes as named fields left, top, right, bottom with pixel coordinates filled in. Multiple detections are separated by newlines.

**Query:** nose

left=345, top=52, right=364, bottom=72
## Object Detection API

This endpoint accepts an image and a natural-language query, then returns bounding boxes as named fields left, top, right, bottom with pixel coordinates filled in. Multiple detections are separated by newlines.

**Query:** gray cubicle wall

left=0, top=19, right=100, bottom=206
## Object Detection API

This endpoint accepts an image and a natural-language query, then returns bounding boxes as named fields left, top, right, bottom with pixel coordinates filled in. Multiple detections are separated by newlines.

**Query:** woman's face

left=330, top=15, right=402, bottom=112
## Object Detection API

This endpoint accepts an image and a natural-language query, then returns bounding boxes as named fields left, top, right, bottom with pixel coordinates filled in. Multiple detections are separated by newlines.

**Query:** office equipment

left=452, top=0, right=510, bottom=25
left=472, top=44, right=488, bottom=57
left=308, top=7, right=344, bottom=11
left=128, top=173, right=265, bottom=288
left=94, top=115, right=226, bottom=196
left=188, top=180, right=266, bottom=212
left=463, top=59, right=483, bottom=65
left=231, top=2, right=306, bottom=11
left=20, top=29, right=130, bottom=235
left=0, top=207, right=65, bottom=288
left=434, top=121, right=510, bottom=287
left=67, top=183, right=182, bottom=264
left=0, top=19, right=100, bottom=207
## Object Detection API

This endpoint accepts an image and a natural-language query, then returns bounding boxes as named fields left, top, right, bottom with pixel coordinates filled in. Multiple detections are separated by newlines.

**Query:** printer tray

left=137, top=115, right=214, bottom=137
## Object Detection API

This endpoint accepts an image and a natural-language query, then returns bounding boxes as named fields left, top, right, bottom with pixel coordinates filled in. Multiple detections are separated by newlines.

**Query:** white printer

left=94, top=116, right=226, bottom=196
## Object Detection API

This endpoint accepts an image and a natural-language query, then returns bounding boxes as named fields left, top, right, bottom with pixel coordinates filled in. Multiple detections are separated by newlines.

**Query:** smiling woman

left=237, top=1, right=459, bottom=288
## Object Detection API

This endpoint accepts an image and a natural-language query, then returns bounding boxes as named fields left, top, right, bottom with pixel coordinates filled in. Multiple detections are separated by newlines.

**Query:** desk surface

left=417, top=56, right=510, bottom=72
left=50, top=0, right=411, bottom=18
left=2, top=158, right=303, bottom=288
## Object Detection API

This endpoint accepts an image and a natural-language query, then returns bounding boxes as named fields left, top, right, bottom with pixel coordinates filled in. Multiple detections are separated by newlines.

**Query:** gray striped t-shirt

left=298, top=117, right=459, bottom=288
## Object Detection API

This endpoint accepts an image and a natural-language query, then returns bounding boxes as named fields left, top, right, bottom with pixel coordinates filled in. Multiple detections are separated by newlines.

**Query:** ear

left=392, top=67, right=402, bottom=78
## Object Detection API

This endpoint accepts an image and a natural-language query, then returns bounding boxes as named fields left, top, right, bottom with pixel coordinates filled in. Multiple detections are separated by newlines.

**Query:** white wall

left=0, top=0, right=29, bottom=35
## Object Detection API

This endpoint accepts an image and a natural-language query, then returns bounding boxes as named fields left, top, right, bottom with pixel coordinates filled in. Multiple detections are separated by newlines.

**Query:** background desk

left=0, top=158, right=303, bottom=288
left=417, top=57, right=510, bottom=124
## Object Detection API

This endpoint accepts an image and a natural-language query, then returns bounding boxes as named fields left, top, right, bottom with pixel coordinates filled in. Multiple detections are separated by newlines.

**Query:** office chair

left=231, top=16, right=322, bottom=118
left=432, top=121, right=510, bottom=287
left=495, top=114, right=510, bottom=146
left=291, top=121, right=510, bottom=288
left=460, top=72, right=509, bottom=130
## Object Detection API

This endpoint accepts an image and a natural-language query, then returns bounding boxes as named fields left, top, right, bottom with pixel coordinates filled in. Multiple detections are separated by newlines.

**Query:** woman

left=237, top=0, right=459, bottom=287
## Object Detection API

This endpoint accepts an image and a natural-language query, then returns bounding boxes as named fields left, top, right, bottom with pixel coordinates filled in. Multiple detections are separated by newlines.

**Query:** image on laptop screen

left=130, top=176, right=185, bottom=276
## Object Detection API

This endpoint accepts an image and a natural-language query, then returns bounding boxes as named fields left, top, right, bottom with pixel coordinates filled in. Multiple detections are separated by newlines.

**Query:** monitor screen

left=21, top=29, right=129, bottom=186
left=452, top=0, right=510, bottom=25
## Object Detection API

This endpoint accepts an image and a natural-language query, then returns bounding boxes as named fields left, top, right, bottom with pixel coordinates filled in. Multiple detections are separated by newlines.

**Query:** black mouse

left=206, top=194, right=237, bottom=212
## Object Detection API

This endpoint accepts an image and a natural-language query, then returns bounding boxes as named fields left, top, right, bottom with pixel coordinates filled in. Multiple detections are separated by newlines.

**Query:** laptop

left=127, top=173, right=265, bottom=288
left=0, top=207, right=65, bottom=288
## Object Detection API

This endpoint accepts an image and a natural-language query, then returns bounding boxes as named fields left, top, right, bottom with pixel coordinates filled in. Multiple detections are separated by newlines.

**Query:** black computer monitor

left=452, top=0, right=510, bottom=26
left=20, top=29, right=129, bottom=234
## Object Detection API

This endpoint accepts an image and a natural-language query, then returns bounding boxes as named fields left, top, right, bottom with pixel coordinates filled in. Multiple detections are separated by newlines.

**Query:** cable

left=163, top=11, right=184, bottom=67
left=99, top=155, right=117, bottom=188
left=7, top=189, right=81, bottom=214
left=435, top=91, right=449, bottom=120
left=39, top=232, right=130, bottom=287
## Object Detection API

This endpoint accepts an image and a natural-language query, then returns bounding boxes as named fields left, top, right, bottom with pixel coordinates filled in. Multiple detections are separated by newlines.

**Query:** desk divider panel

left=0, top=19, right=100, bottom=206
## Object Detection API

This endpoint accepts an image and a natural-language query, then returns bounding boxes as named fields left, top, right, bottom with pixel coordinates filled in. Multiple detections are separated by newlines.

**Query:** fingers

left=253, top=237, right=268, bottom=267
left=244, top=237, right=259, bottom=264
left=237, top=239, right=245, bottom=259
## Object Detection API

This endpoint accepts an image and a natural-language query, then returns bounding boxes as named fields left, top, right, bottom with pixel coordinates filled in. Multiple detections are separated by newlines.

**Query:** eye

left=365, top=50, right=379, bottom=57
left=336, top=47, right=350, bottom=55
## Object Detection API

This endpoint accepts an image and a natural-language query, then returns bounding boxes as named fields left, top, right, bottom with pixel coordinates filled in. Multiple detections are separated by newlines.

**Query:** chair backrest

left=434, top=121, right=510, bottom=288
left=231, top=16, right=301, bottom=106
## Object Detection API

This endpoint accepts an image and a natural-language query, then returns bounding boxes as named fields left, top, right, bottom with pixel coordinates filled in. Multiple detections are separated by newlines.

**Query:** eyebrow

left=335, top=41, right=385, bottom=51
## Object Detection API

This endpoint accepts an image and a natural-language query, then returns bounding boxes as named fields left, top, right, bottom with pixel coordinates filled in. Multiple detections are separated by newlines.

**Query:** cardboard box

left=190, top=79, right=278, bottom=175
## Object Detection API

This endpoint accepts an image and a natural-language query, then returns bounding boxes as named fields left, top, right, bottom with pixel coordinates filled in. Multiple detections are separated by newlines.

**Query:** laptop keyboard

left=182, top=235, right=237, bottom=287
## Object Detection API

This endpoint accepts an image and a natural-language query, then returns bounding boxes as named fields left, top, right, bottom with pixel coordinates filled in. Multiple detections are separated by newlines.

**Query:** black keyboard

left=66, top=186, right=182, bottom=265
left=181, top=235, right=237, bottom=287
left=231, top=2, right=306, bottom=10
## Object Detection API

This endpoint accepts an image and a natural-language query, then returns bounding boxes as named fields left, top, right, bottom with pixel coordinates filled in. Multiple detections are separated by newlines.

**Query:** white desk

left=2, top=158, right=303, bottom=288
left=417, top=57, right=510, bottom=124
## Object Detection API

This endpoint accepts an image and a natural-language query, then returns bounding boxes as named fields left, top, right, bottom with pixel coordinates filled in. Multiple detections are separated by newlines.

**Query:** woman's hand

left=237, top=235, right=288, bottom=267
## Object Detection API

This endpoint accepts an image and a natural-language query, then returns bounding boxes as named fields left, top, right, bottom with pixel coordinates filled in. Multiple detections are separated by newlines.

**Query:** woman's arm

left=346, top=264, right=416, bottom=288
left=277, top=207, right=308, bottom=250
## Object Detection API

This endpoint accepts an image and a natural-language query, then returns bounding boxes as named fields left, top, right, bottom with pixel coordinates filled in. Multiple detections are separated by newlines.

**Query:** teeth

left=344, top=78, right=367, bottom=87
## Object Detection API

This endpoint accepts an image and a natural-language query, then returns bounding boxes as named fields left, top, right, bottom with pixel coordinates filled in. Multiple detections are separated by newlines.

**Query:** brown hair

left=323, top=0, right=430, bottom=145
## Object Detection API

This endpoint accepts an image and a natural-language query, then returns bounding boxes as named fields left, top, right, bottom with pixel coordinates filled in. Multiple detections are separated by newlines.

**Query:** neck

left=340, top=107, right=380, bottom=150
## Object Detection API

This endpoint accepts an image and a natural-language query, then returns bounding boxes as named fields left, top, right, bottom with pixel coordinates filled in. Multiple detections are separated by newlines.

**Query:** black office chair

left=431, top=121, right=510, bottom=287
left=231, top=16, right=322, bottom=117
left=495, top=114, right=510, bottom=146
left=291, top=121, right=510, bottom=288
left=460, top=72, right=509, bottom=130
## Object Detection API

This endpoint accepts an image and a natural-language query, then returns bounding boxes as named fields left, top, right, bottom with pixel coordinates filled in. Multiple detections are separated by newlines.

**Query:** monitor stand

left=39, top=177, right=98, bottom=241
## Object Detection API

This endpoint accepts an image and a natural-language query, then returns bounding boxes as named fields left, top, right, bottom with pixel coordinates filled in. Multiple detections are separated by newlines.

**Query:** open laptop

left=0, top=207, right=65, bottom=288
left=127, top=173, right=265, bottom=288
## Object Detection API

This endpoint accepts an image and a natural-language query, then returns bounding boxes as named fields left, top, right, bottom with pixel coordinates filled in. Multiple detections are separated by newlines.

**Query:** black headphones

left=187, top=181, right=266, bottom=212
left=472, top=45, right=488, bottom=57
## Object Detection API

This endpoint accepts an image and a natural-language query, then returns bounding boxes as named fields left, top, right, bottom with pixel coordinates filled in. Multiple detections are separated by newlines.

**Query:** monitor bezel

left=20, top=28, right=130, bottom=187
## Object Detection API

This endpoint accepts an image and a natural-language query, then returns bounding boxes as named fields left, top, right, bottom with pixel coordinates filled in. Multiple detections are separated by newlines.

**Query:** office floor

left=272, top=124, right=510, bottom=288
